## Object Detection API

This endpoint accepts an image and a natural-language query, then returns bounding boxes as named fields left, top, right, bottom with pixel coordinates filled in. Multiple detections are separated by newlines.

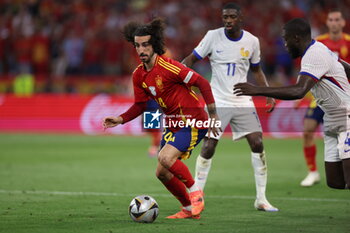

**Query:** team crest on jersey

left=149, top=86, right=157, bottom=96
left=142, top=82, right=147, bottom=88
left=240, top=47, right=250, bottom=58
left=340, top=45, right=349, bottom=58
left=155, top=75, right=164, bottom=92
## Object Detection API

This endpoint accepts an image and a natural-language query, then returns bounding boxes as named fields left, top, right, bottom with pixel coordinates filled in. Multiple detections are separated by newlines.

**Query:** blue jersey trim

left=193, top=50, right=203, bottom=60
left=324, top=76, right=345, bottom=91
left=299, top=71, right=319, bottom=81
left=224, top=29, right=244, bottom=41
left=250, top=62, right=260, bottom=67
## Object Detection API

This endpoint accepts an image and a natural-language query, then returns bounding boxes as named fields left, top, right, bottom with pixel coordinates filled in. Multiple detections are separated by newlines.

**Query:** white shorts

left=324, top=131, right=350, bottom=162
left=206, top=106, right=262, bottom=141
left=324, top=109, right=350, bottom=162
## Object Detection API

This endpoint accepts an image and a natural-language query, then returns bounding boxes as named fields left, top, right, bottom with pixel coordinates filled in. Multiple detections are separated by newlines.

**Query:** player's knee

left=303, top=131, right=314, bottom=142
left=155, top=169, right=166, bottom=181
left=250, top=139, right=263, bottom=153
left=157, top=152, right=173, bottom=168
left=201, top=139, right=217, bottom=159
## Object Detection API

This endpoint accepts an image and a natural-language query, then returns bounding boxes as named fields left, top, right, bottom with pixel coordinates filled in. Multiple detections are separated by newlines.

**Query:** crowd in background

left=0, top=0, right=349, bottom=94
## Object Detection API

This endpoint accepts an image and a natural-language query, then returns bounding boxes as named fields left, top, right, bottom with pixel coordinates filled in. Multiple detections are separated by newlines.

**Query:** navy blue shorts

left=160, top=127, right=208, bottom=160
left=304, top=105, right=324, bottom=124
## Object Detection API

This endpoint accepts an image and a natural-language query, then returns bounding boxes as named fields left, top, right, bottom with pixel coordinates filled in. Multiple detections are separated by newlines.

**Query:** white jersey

left=300, top=40, right=350, bottom=133
left=194, top=28, right=260, bottom=107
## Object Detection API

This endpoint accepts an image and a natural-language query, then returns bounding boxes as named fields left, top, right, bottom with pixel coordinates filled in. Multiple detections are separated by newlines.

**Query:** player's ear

left=294, top=34, right=301, bottom=43
left=238, top=12, right=244, bottom=22
left=341, top=17, right=346, bottom=28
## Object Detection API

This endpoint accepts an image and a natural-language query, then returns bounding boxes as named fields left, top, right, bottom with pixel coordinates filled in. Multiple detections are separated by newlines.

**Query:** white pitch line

left=0, top=189, right=348, bottom=203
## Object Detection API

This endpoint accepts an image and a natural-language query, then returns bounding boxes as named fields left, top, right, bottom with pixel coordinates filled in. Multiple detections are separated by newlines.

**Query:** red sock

left=304, top=144, right=317, bottom=171
left=168, top=160, right=195, bottom=188
left=162, top=176, right=191, bottom=207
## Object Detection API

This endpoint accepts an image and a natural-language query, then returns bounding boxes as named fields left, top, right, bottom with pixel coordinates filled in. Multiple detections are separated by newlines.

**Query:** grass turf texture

left=0, top=133, right=349, bottom=233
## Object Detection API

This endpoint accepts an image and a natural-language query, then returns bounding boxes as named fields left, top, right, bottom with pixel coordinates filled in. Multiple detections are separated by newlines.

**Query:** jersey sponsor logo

left=240, top=47, right=250, bottom=58
left=149, top=86, right=157, bottom=96
left=155, top=75, right=164, bottom=92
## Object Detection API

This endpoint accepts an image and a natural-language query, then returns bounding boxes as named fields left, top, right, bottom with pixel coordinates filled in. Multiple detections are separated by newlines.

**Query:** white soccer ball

left=129, top=195, right=159, bottom=223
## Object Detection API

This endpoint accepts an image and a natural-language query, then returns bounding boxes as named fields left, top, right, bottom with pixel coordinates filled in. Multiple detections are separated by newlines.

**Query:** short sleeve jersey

left=132, top=55, right=208, bottom=132
left=300, top=40, right=350, bottom=132
left=193, top=28, right=261, bottom=106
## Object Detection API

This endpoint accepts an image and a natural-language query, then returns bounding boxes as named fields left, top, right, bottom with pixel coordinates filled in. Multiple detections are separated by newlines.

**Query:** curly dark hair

left=122, top=18, right=166, bottom=55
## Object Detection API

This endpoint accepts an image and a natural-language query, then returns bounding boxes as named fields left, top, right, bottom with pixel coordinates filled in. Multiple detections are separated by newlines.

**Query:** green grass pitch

left=0, top=133, right=349, bottom=233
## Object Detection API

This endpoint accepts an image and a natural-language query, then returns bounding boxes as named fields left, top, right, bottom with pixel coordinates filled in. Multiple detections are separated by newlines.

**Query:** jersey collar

left=301, top=39, right=315, bottom=57
left=141, top=55, right=159, bottom=72
left=224, top=29, right=244, bottom=42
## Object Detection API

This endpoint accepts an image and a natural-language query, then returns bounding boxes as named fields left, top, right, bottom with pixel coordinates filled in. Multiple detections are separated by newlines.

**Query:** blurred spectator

left=0, top=0, right=349, bottom=93
left=63, top=29, right=84, bottom=75
left=103, top=29, right=123, bottom=75
left=31, top=25, right=50, bottom=75
left=13, top=70, right=34, bottom=96
left=13, top=31, right=32, bottom=74
left=83, top=30, right=104, bottom=75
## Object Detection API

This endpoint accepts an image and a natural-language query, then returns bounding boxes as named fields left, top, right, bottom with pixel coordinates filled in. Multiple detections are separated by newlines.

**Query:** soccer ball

left=129, top=195, right=159, bottom=223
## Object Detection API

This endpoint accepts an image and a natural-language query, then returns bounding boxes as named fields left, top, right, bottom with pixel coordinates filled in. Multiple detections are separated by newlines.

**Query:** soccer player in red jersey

left=299, top=9, right=350, bottom=187
left=102, top=18, right=221, bottom=219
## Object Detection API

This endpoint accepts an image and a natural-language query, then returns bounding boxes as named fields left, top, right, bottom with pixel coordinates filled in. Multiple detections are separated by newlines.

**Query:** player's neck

left=226, top=29, right=242, bottom=40
left=143, top=54, right=158, bottom=71
left=300, top=38, right=313, bottom=56
left=329, top=31, right=343, bottom=41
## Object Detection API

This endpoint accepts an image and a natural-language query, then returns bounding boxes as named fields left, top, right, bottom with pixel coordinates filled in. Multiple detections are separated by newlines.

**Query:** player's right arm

left=103, top=70, right=148, bottom=130
left=181, top=53, right=200, bottom=68
left=182, top=30, right=212, bottom=67
left=234, top=75, right=316, bottom=100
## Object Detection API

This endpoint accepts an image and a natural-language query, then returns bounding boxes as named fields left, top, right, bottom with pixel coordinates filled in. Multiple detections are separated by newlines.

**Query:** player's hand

left=102, top=116, right=123, bottom=130
left=207, top=114, right=222, bottom=139
left=266, top=97, right=275, bottom=113
left=233, top=82, right=258, bottom=96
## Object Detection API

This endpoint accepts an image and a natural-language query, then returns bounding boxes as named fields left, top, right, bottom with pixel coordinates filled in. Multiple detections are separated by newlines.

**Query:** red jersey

left=316, top=33, right=350, bottom=63
left=132, top=55, right=208, bottom=131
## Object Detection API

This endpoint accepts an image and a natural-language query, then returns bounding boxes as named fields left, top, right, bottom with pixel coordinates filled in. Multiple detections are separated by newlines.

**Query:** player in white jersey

left=182, top=2, right=278, bottom=211
left=234, top=18, right=350, bottom=189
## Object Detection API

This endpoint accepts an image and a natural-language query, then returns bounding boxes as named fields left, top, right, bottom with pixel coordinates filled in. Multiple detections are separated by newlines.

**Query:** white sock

left=188, top=183, right=200, bottom=193
left=183, top=205, right=192, bottom=211
left=251, top=151, right=267, bottom=201
left=194, top=155, right=212, bottom=191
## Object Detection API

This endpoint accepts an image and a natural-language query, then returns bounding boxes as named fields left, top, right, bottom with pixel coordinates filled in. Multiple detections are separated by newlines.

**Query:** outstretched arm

left=233, top=75, right=316, bottom=100
left=250, top=65, right=275, bottom=112
left=182, top=53, right=200, bottom=68
left=103, top=102, right=147, bottom=129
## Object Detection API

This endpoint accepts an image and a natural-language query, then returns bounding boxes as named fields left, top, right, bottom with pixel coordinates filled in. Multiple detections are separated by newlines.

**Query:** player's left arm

left=234, top=74, right=316, bottom=100
left=250, top=64, right=275, bottom=112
